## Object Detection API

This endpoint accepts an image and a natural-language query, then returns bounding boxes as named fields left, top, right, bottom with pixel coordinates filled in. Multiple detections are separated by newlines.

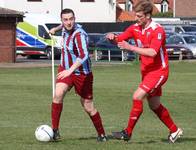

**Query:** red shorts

left=56, top=66, right=93, bottom=99
left=139, top=71, right=168, bottom=98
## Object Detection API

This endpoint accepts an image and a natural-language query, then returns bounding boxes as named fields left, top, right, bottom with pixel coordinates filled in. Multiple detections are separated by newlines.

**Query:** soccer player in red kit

left=49, top=8, right=107, bottom=142
left=106, top=0, right=183, bottom=143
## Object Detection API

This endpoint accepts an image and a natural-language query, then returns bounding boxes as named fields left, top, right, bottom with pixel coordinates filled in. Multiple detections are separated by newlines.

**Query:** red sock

left=126, top=100, right=143, bottom=135
left=90, top=112, right=105, bottom=136
left=51, top=102, right=63, bottom=129
left=152, top=104, right=177, bottom=133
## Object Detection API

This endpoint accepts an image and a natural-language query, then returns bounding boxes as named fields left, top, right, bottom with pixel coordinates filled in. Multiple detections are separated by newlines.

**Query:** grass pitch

left=0, top=61, right=196, bottom=150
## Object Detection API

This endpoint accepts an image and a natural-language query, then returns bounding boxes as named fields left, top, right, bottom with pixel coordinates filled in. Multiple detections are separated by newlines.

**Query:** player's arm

left=49, top=24, right=63, bottom=35
left=106, top=26, right=134, bottom=43
left=129, top=28, right=165, bottom=57
left=118, top=28, right=165, bottom=57
left=57, top=59, right=81, bottom=79
left=118, top=42, right=157, bottom=57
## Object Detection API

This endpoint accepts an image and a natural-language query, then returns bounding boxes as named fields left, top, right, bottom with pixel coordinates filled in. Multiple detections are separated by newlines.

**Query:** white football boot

left=168, top=128, right=183, bottom=143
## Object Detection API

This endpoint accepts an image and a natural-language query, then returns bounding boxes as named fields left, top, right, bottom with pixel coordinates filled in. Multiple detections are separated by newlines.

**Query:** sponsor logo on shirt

left=158, top=33, right=162, bottom=40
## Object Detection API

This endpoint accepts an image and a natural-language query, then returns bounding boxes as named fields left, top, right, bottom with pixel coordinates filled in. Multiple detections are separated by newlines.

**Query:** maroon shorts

left=56, top=66, right=93, bottom=99
left=139, top=71, right=168, bottom=98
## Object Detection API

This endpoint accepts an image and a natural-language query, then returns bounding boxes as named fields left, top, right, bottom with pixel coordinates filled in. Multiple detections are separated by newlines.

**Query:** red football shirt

left=117, top=21, right=169, bottom=73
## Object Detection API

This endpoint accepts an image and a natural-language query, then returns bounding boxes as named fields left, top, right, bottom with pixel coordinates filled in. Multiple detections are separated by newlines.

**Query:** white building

left=0, top=0, right=116, bottom=22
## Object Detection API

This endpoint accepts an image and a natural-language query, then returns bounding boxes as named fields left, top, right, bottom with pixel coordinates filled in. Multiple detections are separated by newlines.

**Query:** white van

left=16, top=13, right=62, bottom=59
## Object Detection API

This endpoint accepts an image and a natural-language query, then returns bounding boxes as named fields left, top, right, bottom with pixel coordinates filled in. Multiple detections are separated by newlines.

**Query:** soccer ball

left=35, top=125, right=54, bottom=142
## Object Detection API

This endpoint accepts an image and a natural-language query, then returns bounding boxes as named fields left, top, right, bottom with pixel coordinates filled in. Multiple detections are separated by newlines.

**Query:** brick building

left=0, top=7, right=23, bottom=63
left=117, top=0, right=196, bottom=22
left=175, top=0, right=196, bottom=18
left=116, top=0, right=163, bottom=22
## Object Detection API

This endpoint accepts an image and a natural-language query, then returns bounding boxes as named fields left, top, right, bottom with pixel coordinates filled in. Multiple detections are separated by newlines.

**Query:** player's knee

left=83, top=104, right=96, bottom=115
left=148, top=97, right=161, bottom=110
left=132, top=88, right=147, bottom=100
left=53, top=92, right=64, bottom=103
left=148, top=103, right=159, bottom=110
left=132, top=93, right=142, bottom=100
left=132, top=92, right=146, bottom=100
left=83, top=105, right=92, bottom=113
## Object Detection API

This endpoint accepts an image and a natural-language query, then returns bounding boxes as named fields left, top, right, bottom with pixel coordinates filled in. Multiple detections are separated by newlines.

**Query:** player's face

left=135, top=11, right=149, bottom=27
left=61, top=12, right=75, bottom=31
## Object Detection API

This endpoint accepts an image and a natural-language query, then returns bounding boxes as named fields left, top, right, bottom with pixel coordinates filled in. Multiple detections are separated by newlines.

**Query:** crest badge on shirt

left=158, top=33, right=162, bottom=40
left=147, top=32, right=150, bottom=37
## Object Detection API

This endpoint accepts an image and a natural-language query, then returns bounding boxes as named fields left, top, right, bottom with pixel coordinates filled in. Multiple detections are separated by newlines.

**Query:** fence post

left=95, top=49, right=98, bottom=61
left=108, top=50, right=111, bottom=62
left=179, top=51, right=183, bottom=61
left=121, top=51, right=124, bottom=62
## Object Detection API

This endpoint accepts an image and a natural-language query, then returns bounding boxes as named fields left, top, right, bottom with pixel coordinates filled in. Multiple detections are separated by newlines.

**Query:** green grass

left=0, top=61, right=196, bottom=150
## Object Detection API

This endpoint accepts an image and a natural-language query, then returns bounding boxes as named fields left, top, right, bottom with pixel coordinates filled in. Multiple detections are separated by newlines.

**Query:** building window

left=161, top=2, right=168, bottom=13
left=128, top=1, right=132, bottom=11
left=27, top=0, right=42, bottom=2
left=80, top=0, right=95, bottom=2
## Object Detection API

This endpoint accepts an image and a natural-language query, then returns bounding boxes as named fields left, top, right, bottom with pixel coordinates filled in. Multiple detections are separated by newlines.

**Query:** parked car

left=166, top=34, right=196, bottom=59
left=163, top=25, right=196, bottom=35
left=165, top=45, right=192, bottom=59
left=88, top=33, right=104, bottom=48
left=87, top=33, right=104, bottom=58
left=165, top=32, right=176, bottom=43
left=166, top=32, right=175, bottom=38
left=94, top=37, right=136, bottom=61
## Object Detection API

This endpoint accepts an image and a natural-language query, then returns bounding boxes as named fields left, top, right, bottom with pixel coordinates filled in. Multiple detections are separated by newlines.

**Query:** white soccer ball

left=35, top=125, right=54, bottom=142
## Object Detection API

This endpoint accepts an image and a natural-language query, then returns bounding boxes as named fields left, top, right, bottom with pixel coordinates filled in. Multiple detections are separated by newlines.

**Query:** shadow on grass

left=77, top=136, right=97, bottom=141
left=50, top=135, right=196, bottom=144
left=161, top=137, right=196, bottom=143
left=74, top=135, right=157, bottom=144
left=63, top=134, right=118, bottom=141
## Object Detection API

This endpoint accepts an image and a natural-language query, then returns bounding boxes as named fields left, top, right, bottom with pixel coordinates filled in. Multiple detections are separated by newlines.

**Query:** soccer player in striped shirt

left=50, top=8, right=107, bottom=142
left=106, top=0, right=183, bottom=143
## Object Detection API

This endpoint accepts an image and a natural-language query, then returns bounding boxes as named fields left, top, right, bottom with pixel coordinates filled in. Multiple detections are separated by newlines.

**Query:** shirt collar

left=63, top=23, right=82, bottom=34
left=144, top=20, right=160, bottom=31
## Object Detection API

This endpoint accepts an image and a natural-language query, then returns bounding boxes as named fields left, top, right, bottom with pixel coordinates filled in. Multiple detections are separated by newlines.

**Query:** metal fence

left=89, top=47, right=139, bottom=62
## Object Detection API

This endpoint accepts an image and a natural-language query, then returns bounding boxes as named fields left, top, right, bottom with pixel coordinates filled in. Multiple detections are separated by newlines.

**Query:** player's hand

left=49, top=28, right=56, bottom=35
left=117, top=41, right=132, bottom=50
left=105, top=33, right=116, bottom=40
left=57, top=70, right=72, bottom=79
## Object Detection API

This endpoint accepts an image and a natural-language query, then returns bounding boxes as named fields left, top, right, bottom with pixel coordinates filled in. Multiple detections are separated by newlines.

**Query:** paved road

left=0, top=56, right=60, bottom=68
left=1, top=55, right=193, bottom=69
left=16, top=56, right=60, bottom=65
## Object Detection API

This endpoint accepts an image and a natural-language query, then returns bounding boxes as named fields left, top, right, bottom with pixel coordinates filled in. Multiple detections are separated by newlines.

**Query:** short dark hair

left=133, top=0, right=153, bottom=15
left=61, top=8, right=75, bottom=17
